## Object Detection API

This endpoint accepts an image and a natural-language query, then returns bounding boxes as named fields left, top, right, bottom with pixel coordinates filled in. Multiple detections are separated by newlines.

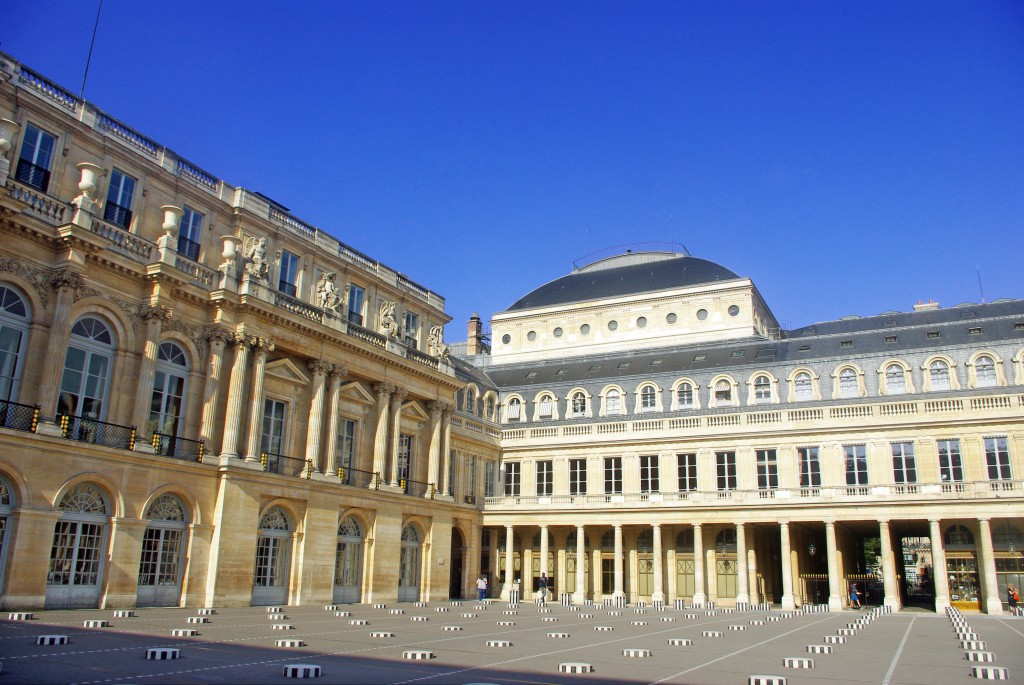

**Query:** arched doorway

left=0, top=476, right=14, bottom=590
left=137, top=493, right=188, bottom=607
left=333, top=516, right=363, bottom=604
left=252, top=507, right=292, bottom=606
left=397, top=524, right=422, bottom=602
left=449, top=528, right=465, bottom=599
left=46, top=483, right=110, bottom=608
left=944, top=524, right=980, bottom=612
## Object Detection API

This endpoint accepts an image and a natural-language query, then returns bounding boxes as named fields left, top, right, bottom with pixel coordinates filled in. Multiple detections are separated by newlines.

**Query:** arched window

left=975, top=356, right=997, bottom=387
left=944, top=524, right=975, bottom=547
left=636, top=529, right=653, bottom=553
left=714, top=379, right=732, bottom=403
left=571, top=392, right=587, bottom=418
left=253, top=507, right=292, bottom=605
left=640, top=386, right=657, bottom=412
left=47, top=483, right=110, bottom=608
left=485, top=396, right=495, bottom=420
left=715, top=527, right=737, bottom=551
left=794, top=372, right=813, bottom=401
left=676, top=382, right=694, bottom=408
left=0, top=285, right=30, bottom=403
left=334, top=516, right=363, bottom=603
left=885, top=364, right=905, bottom=395
left=398, top=524, right=422, bottom=602
left=675, top=528, right=694, bottom=552
left=753, top=375, right=771, bottom=403
left=839, top=368, right=858, bottom=398
left=929, top=360, right=950, bottom=391
left=149, top=342, right=189, bottom=456
left=465, top=388, right=476, bottom=415
left=600, top=530, right=615, bottom=551
left=138, top=493, right=188, bottom=606
left=605, top=389, right=621, bottom=414
left=537, top=394, right=554, bottom=420
left=506, top=397, right=522, bottom=421
left=58, top=317, right=114, bottom=420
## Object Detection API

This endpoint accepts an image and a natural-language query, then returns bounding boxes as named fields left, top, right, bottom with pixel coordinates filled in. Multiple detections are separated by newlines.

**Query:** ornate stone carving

left=163, top=316, right=206, bottom=362
left=307, top=358, right=332, bottom=376
left=329, top=363, right=349, bottom=380
left=0, top=258, right=50, bottom=306
left=379, top=300, right=400, bottom=338
left=50, top=269, right=85, bottom=294
left=427, top=400, right=452, bottom=415
left=141, top=305, right=172, bottom=323
left=205, top=327, right=234, bottom=346
left=373, top=381, right=396, bottom=398
left=315, top=272, right=341, bottom=312
left=243, top=236, right=269, bottom=280
left=427, top=325, right=451, bottom=360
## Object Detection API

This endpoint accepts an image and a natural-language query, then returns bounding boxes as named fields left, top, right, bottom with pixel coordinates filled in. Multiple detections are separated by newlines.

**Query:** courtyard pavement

left=1, top=601, right=1021, bottom=684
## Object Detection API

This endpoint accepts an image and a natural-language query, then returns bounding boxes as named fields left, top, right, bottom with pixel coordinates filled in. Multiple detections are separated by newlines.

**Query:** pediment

left=401, top=401, right=429, bottom=422
left=339, top=381, right=375, bottom=405
left=265, top=359, right=310, bottom=386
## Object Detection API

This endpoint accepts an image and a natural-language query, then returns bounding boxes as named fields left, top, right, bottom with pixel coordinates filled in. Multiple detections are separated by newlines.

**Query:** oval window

left=527, top=331, right=537, bottom=341
left=501, top=334, right=511, bottom=344
left=696, top=309, right=708, bottom=321
left=636, top=317, right=647, bottom=328
left=728, top=305, right=740, bottom=317
left=580, top=324, right=590, bottom=335
left=666, top=313, right=677, bottom=324
left=553, top=327, right=563, bottom=338
left=608, top=320, right=618, bottom=331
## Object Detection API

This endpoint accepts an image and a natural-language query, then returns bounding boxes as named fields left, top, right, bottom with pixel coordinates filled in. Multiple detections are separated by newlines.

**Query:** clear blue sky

left=5, top=2, right=1023, bottom=338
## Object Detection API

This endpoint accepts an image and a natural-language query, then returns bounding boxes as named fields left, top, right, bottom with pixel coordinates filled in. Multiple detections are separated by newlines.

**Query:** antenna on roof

left=80, top=0, right=103, bottom=98
left=976, top=267, right=985, bottom=304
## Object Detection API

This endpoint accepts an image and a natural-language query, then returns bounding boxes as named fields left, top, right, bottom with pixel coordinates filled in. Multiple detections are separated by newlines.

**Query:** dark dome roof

left=506, top=253, right=740, bottom=311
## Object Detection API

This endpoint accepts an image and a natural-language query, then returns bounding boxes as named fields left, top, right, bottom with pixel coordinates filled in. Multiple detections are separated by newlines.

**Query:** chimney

left=913, top=299, right=940, bottom=312
left=467, top=313, right=483, bottom=355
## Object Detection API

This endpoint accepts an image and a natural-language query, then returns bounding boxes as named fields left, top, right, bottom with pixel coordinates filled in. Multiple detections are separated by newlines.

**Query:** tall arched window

left=398, top=524, right=422, bottom=602
left=794, top=372, right=813, bottom=401
left=640, top=386, right=657, bottom=412
left=149, top=342, right=189, bottom=456
left=753, top=375, right=771, bottom=403
left=676, top=382, right=694, bottom=408
left=334, top=516, right=363, bottom=603
left=253, top=507, right=292, bottom=605
left=929, top=360, right=951, bottom=391
left=714, top=380, right=732, bottom=403
left=885, top=364, right=906, bottom=395
left=537, top=394, right=554, bottom=419
left=58, top=317, right=114, bottom=420
left=605, top=389, right=621, bottom=414
left=0, top=285, right=29, bottom=403
left=464, top=388, right=476, bottom=415
left=505, top=397, right=522, bottom=421
left=975, top=356, right=997, bottom=387
left=571, top=392, right=587, bottom=417
left=47, top=483, right=110, bottom=608
left=839, top=368, right=858, bottom=398
left=137, top=493, right=188, bottom=606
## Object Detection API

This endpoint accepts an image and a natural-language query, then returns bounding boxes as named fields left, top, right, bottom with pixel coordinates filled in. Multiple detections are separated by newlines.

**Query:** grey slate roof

left=505, top=255, right=741, bottom=311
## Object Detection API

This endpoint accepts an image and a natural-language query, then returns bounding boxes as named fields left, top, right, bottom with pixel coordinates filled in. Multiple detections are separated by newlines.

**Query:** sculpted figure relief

left=428, top=325, right=451, bottom=360
left=316, top=272, right=340, bottom=311
left=379, top=300, right=401, bottom=338
left=244, top=237, right=269, bottom=280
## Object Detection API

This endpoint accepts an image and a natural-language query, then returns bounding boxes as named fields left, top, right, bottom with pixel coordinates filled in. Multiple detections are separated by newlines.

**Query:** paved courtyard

left=1, top=602, right=1021, bottom=684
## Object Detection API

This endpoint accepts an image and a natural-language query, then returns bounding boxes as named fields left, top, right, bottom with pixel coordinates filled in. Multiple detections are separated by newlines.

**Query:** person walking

left=1008, top=584, right=1019, bottom=612
left=850, top=582, right=862, bottom=609
left=538, top=573, right=548, bottom=602
left=476, top=574, right=488, bottom=601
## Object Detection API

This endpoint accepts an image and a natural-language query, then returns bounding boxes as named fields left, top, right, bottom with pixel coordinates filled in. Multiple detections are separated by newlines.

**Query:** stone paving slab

left=0, top=604, right=1021, bottom=684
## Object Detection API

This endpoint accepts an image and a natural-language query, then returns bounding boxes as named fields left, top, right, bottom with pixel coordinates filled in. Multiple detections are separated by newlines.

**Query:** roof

left=505, top=253, right=741, bottom=312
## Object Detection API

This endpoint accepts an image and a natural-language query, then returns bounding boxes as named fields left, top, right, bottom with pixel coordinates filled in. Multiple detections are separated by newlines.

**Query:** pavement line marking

left=880, top=615, right=915, bottom=685
left=997, top=618, right=1024, bottom=638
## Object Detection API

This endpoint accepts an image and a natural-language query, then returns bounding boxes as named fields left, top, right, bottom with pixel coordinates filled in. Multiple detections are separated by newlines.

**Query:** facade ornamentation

left=0, top=258, right=50, bottom=306
left=243, top=236, right=269, bottom=280
left=427, top=325, right=451, bottom=360
left=379, top=300, right=400, bottom=338
left=315, top=272, right=341, bottom=312
left=307, top=358, right=332, bottom=375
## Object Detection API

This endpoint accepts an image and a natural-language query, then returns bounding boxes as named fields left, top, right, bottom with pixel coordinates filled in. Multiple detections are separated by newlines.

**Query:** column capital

left=977, top=517, right=991, bottom=524
left=307, top=358, right=331, bottom=376
left=141, top=305, right=171, bottom=323
left=253, top=336, right=275, bottom=353
left=205, top=326, right=233, bottom=346
left=50, top=269, right=85, bottom=292
left=373, top=381, right=395, bottom=398
left=391, top=387, right=408, bottom=401
left=427, top=400, right=452, bottom=414
left=329, top=363, right=348, bottom=380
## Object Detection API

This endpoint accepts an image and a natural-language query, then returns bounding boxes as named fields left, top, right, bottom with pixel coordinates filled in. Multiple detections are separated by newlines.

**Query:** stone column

left=652, top=523, right=665, bottom=604
left=879, top=520, right=900, bottom=609
left=388, top=388, right=407, bottom=486
left=426, top=401, right=444, bottom=487
left=977, top=518, right=1004, bottom=614
left=130, top=306, right=170, bottom=444
left=304, top=359, right=331, bottom=472
left=825, top=520, right=843, bottom=610
left=39, top=271, right=84, bottom=419
left=929, top=519, right=950, bottom=612
left=441, top=407, right=453, bottom=495
left=371, top=383, right=394, bottom=482
left=219, top=334, right=252, bottom=459
left=488, top=529, right=499, bottom=597
left=539, top=524, right=549, bottom=597
left=243, top=338, right=274, bottom=463
left=574, top=525, right=586, bottom=603
left=735, top=523, right=749, bottom=605
left=780, top=521, right=796, bottom=610
left=502, top=525, right=514, bottom=600
left=324, top=366, right=345, bottom=475
left=198, top=328, right=231, bottom=450
left=613, top=523, right=625, bottom=600
left=693, top=523, right=706, bottom=606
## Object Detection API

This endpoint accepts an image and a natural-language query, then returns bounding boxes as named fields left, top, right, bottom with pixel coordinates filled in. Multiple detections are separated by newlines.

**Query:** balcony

left=0, top=399, right=39, bottom=433
left=58, top=414, right=135, bottom=451
left=337, top=466, right=380, bottom=489
left=176, top=236, right=201, bottom=262
left=15, top=159, right=49, bottom=192
left=400, top=478, right=435, bottom=498
left=151, top=433, right=204, bottom=462
left=103, top=202, right=133, bottom=229
left=261, top=451, right=311, bottom=478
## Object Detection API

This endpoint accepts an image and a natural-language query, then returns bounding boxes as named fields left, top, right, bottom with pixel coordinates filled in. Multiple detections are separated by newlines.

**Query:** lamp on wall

left=808, top=542, right=817, bottom=557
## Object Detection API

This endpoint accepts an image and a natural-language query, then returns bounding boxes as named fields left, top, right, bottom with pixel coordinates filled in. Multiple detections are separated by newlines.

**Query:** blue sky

left=5, top=2, right=1023, bottom=338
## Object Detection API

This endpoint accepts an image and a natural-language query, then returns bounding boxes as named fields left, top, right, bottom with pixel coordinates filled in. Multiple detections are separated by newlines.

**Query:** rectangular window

left=504, top=461, right=520, bottom=496
left=569, top=458, right=587, bottom=496
left=677, top=453, right=697, bottom=492
left=404, top=311, right=419, bottom=349
left=676, top=384, right=694, bottom=407
left=484, top=461, right=496, bottom=498
left=16, top=122, right=56, bottom=191
left=844, top=444, right=868, bottom=485
left=716, top=451, right=737, bottom=491
left=756, top=448, right=779, bottom=490
left=985, top=437, right=1012, bottom=480
left=604, top=456, right=622, bottom=495
left=466, top=455, right=477, bottom=502
left=536, top=460, right=553, bottom=496
left=347, top=284, right=365, bottom=325
left=104, top=168, right=136, bottom=227
left=937, top=439, right=963, bottom=483
left=260, top=398, right=287, bottom=455
left=337, top=418, right=356, bottom=473
left=798, top=447, right=821, bottom=488
left=448, top=449, right=457, bottom=497
left=640, top=454, right=659, bottom=494
left=397, top=434, right=413, bottom=485
left=177, top=206, right=204, bottom=261
left=279, top=250, right=299, bottom=296
left=891, top=442, right=917, bottom=484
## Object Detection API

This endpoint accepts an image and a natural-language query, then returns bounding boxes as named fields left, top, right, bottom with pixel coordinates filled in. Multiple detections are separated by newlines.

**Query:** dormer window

left=571, top=392, right=587, bottom=418
left=714, top=380, right=732, bottom=402
left=929, top=360, right=950, bottom=391
left=753, top=375, right=771, bottom=403
left=538, top=395, right=554, bottom=420
left=794, top=372, right=813, bottom=401
left=640, top=386, right=657, bottom=412
left=606, top=389, right=621, bottom=413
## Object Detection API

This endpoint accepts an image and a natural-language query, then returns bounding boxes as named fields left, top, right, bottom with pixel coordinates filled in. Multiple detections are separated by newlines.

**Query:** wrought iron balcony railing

left=59, top=414, right=135, bottom=450
left=103, top=202, right=133, bottom=228
left=261, top=451, right=311, bottom=478
left=400, top=478, right=435, bottom=498
left=0, top=399, right=39, bottom=433
left=15, top=159, right=49, bottom=192
left=337, top=466, right=380, bottom=488
left=152, top=432, right=204, bottom=462
left=176, top=236, right=201, bottom=262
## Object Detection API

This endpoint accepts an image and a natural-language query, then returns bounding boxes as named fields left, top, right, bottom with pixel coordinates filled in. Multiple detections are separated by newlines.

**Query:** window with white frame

left=716, top=451, right=737, bottom=491
left=278, top=250, right=300, bottom=296
left=260, top=398, right=287, bottom=455
left=484, top=461, right=496, bottom=498
left=929, top=360, right=951, bottom=391
left=844, top=444, right=868, bottom=485
left=58, top=317, right=114, bottom=420
left=148, top=342, right=188, bottom=450
left=536, top=460, right=553, bottom=496
left=0, top=285, right=29, bottom=403
left=604, top=456, right=622, bottom=495
left=397, top=434, right=412, bottom=485
left=337, top=418, right=356, bottom=473
left=756, top=448, right=778, bottom=489
left=347, top=284, right=365, bottom=325
left=104, top=168, right=136, bottom=228
left=504, top=462, right=520, bottom=496
left=640, top=385, right=657, bottom=412
left=677, top=453, right=697, bottom=492
left=466, top=455, right=477, bottom=502
left=177, top=206, right=204, bottom=261
left=885, top=363, right=906, bottom=394
left=753, top=375, right=771, bottom=403
left=640, top=455, right=659, bottom=494
left=891, top=442, right=917, bottom=484
left=569, top=458, right=587, bottom=496
left=465, top=388, right=476, bottom=415
left=605, top=389, right=621, bottom=413
left=838, top=368, right=858, bottom=397
left=985, top=437, right=1011, bottom=481
left=571, top=391, right=587, bottom=417
left=798, top=447, right=821, bottom=488
left=937, top=439, right=963, bottom=483
left=794, top=372, right=813, bottom=401
left=404, top=311, right=419, bottom=349
left=16, top=122, right=56, bottom=192
left=537, top=394, right=554, bottom=419
left=714, top=379, right=732, bottom=403
left=975, top=355, right=997, bottom=387
left=506, top=397, right=522, bottom=421
left=676, top=382, right=694, bottom=408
